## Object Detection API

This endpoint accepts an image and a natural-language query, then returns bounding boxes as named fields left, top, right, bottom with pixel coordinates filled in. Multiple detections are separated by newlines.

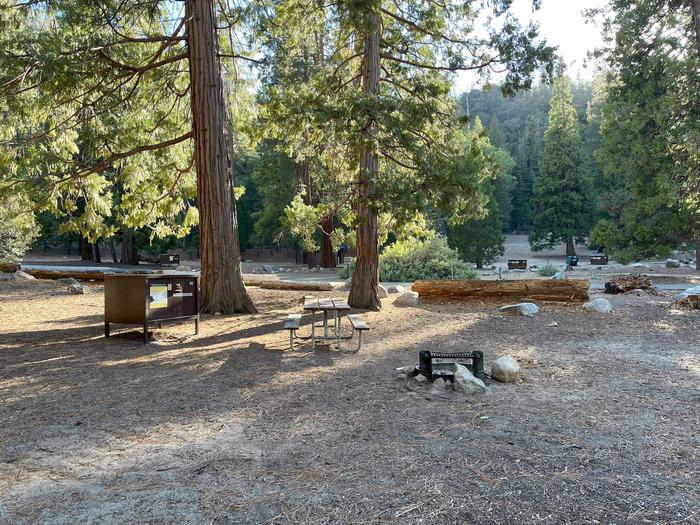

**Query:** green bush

left=0, top=198, right=38, bottom=264
left=379, top=235, right=477, bottom=282
left=337, top=257, right=355, bottom=279
left=537, top=263, right=558, bottom=277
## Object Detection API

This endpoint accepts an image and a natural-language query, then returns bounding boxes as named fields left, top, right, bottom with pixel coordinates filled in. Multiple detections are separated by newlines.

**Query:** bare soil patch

left=0, top=280, right=699, bottom=524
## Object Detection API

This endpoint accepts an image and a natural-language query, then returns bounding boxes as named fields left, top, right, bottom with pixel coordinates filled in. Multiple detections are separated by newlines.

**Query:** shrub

left=0, top=198, right=38, bottom=264
left=537, top=263, right=558, bottom=277
left=379, top=235, right=477, bottom=282
left=336, top=257, right=355, bottom=279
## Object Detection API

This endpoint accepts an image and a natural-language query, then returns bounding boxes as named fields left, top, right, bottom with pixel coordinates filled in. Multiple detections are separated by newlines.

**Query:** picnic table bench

left=283, top=297, right=368, bottom=352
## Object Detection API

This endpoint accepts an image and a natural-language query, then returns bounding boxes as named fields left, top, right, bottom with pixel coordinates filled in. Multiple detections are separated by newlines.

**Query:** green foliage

left=537, top=264, right=558, bottom=277
left=380, top=235, right=477, bottom=282
left=529, top=77, right=594, bottom=251
left=448, top=145, right=515, bottom=268
left=459, top=79, right=602, bottom=233
left=588, top=1, right=700, bottom=260
left=337, top=258, right=355, bottom=280
left=0, top=197, right=39, bottom=263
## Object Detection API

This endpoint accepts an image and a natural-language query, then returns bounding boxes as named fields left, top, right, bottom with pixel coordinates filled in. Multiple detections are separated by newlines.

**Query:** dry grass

left=0, top=279, right=699, bottom=524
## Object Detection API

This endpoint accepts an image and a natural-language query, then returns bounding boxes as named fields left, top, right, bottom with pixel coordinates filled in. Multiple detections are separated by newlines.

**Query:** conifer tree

left=529, top=77, right=593, bottom=256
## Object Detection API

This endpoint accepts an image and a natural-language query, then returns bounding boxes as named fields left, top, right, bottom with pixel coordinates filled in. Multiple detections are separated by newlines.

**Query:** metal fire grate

left=415, top=350, right=486, bottom=382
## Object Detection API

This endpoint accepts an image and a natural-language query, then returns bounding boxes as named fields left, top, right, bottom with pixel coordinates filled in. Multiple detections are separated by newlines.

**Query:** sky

left=453, top=0, right=608, bottom=93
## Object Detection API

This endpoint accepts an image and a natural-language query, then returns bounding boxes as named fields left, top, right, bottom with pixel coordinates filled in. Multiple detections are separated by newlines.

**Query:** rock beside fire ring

left=452, top=364, right=486, bottom=395
left=491, top=356, right=519, bottom=383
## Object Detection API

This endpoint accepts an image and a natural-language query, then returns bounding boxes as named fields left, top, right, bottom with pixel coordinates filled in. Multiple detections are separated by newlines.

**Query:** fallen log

left=413, top=278, right=589, bottom=303
left=259, top=280, right=334, bottom=292
left=14, top=269, right=109, bottom=281
left=0, top=263, right=19, bottom=273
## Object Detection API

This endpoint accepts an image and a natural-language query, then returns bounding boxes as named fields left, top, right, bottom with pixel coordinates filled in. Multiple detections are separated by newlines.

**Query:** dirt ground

left=1, top=279, right=699, bottom=524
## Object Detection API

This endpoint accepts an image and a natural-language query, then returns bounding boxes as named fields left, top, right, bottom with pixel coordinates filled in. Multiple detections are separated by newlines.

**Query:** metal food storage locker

left=104, top=273, right=199, bottom=343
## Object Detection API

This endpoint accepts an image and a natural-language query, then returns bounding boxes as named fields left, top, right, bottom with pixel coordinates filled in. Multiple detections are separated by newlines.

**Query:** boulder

left=262, top=265, right=277, bottom=273
left=500, top=303, right=539, bottom=317
left=0, top=272, right=15, bottom=282
left=550, top=271, right=566, bottom=280
left=393, top=291, right=420, bottom=308
left=491, top=356, right=520, bottom=383
left=175, top=265, right=193, bottom=272
left=14, top=270, right=36, bottom=280
left=452, top=364, right=486, bottom=395
left=378, top=285, right=389, bottom=299
left=56, top=277, right=80, bottom=286
left=629, top=262, right=650, bottom=269
left=386, top=285, right=405, bottom=294
left=67, top=283, right=85, bottom=294
left=666, top=259, right=681, bottom=268
left=583, top=298, right=614, bottom=314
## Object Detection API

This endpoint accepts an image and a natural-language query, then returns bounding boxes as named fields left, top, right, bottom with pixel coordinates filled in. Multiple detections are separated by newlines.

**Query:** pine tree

left=529, top=77, right=593, bottom=256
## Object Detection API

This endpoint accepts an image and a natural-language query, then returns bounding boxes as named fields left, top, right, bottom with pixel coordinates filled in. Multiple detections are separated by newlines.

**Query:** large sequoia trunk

left=348, top=13, right=381, bottom=311
left=186, top=0, right=256, bottom=313
left=320, top=215, right=336, bottom=268
left=565, top=237, right=576, bottom=257
left=300, top=158, right=317, bottom=268
left=80, top=236, right=93, bottom=261
left=120, top=229, right=139, bottom=265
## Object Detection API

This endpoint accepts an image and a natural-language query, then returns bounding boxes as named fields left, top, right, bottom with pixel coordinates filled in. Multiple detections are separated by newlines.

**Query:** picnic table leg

left=336, top=312, right=341, bottom=348
left=323, top=311, right=329, bottom=338
left=311, top=311, right=316, bottom=349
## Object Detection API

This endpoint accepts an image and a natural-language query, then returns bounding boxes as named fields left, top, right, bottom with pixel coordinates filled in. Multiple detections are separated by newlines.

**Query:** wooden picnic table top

left=303, top=297, right=351, bottom=311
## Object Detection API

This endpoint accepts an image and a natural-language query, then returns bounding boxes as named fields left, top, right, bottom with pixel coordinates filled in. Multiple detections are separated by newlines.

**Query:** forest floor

left=0, top=280, right=699, bottom=524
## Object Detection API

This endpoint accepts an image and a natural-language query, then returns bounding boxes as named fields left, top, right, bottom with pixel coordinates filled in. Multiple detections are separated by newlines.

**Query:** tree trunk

left=120, top=229, right=139, bottom=265
left=186, top=0, right=256, bottom=314
left=93, top=242, right=101, bottom=263
left=691, top=0, right=700, bottom=271
left=476, top=258, right=483, bottom=270
left=566, top=237, right=576, bottom=257
left=109, top=238, right=119, bottom=264
left=691, top=0, right=700, bottom=57
left=300, top=158, right=316, bottom=269
left=320, top=215, right=336, bottom=268
left=80, top=236, right=93, bottom=261
left=348, top=13, right=381, bottom=311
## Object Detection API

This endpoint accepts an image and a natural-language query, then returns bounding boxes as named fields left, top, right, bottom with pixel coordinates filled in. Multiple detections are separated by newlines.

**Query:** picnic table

left=284, top=297, right=369, bottom=352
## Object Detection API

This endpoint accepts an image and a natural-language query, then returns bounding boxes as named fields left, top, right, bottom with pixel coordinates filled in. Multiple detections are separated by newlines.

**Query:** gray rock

left=452, top=364, right=486, bottom=395
left=386, top=285, right=405, bottom=294
left=674, top=285, right=700, bottom=303
left=583, top=298, right=614, bottom=314
left=67, top=283, right=84, bottom=294
left=629, top=262, right=650, bottom=269
left=14, top=270, right=36, bottom=280
left=378, top=285, right=389, bottom=299
left=262, top=265, right=277, bottom=273
left=491, top=356, right=520, bottom=383
left=175, top=265, right=192, bottom=272
left=500, top=303, right=539, bottom=317
left=0, top=272, right=15, bottom=282
left=56, top=277, right=80, bottom=286
left=393, top=291, right=420, bottom=308
left=431, top=378, right=449, bottom=392
left=666, top=259, right=681, bottom=268
left=550, top=271, right=566, bottom=280
left=627, top=288, right=645, bottom=297
left=414, top=374, right=427, bottom=383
